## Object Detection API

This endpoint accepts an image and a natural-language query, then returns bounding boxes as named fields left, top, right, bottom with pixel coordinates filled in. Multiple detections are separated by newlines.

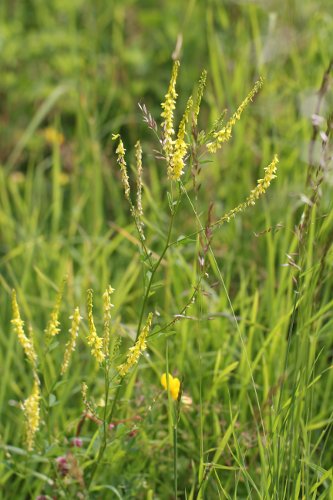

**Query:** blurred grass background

left=1, top=0, right=333, bottom=498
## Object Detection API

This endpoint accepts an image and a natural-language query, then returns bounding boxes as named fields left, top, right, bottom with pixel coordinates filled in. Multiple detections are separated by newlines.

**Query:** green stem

left=135, top=195, right=180, bottom=341
left=173, top=421, right=178, bottom=499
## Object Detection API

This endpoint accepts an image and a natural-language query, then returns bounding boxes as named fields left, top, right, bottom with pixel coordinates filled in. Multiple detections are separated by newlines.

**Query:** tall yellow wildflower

left=161, top=60, right=180, bottom=162
left=207, top=77, right=264, bottom=153
left=117, top=313, right=153, bottom=377
left=168, top=96, right=193, bottom=181
left=22, top=374, right=40, bottom=451
left=61, top=307, right=82, bottom=375
left=11, top=290, right=37, bottom=366
left=86, top=289, right=105, bottom=363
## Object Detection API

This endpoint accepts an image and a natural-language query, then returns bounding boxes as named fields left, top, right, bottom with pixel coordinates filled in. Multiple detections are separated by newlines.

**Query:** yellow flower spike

left=114, top=136, right=131, bottom=203
left=103, top=285, right=115, bottom=356
left=135, top=141, right=145, bottom=241
left=168, top=96, right=193, bottom=181
left=117, top=313, right=153, bottom=377
left=207, top=77, right=264, bottom=153
left=215, top=154, right=279, bottom=226
left=11, top=290, right=37, bottom=367
left=193, top=69, right=207, bottom=128
left=161, top=373, right=181, bottom=401
left=161, top=60, right=180, bottom=162
left=21, top=373, right=40, bottom=451
left=45, top=279, right=65, bottom=337
left=61, top=307, right=82, bottom=375
left=86, top=289, right=105, bottom=364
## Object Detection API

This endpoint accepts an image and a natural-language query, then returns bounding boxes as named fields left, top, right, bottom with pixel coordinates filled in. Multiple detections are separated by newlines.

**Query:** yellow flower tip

left=116, top=139, right=126, bottom=157
left=114, top=136, right=131, bottom=202
left=160, top=373, right=181, bottom=401
left=208, top=77, right=264, bottom=153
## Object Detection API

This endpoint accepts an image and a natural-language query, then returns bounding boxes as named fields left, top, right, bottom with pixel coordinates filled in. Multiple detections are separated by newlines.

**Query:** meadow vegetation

left=0, top=1, right=333, bottom=498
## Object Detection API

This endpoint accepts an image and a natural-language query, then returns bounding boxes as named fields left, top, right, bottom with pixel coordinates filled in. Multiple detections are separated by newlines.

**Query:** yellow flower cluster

left=21, top=375, right=40, bottom=451
left=117, top=313, right=153, bottom=377
left=11, top=290, right=37, bottom=366
left=115, top=136, right=131, bottom=202
left=86, top=289, right=105, bottom=363
left=161, top=60, right=180, bottom=162
left=160, top=373, right=180, bottom=401
left=135, top=141, right=145, bottom=240
left=207, top=77, right=264, bottom=153
left=247, top=154, right=279, bottom=205
left=103, top=285, right=115, bottom=356
left=168, top=96, right=193, bottom=181
left=217, top=154, right=279, bottom=225
left=61, top=307, right=82, bottom=375
left=45, top=283, right=65, bottom=337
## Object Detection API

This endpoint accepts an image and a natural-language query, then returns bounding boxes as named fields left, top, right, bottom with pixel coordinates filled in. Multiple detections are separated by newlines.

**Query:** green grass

left=1, top=0, right=333, bottom=498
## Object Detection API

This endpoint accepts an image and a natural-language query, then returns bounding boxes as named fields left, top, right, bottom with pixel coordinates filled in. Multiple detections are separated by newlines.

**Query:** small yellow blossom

left=61, top=307, right=82, bottom=375
left=11, top=290, right=37, bottom=366
left=161, top=60, right=180, bottom=162
left=117, top=313, right=153, bottom=377
left=161, top=373, right=181, bottom=401
left=43, top=127, right=64, bottom=146
left=103, top=285, right=115, bottom=356
left=207, top=77, right=264, bottom=153
left=21, top=374, right=40, bottom=451
left=168, top=96, right=193, bottom=181
left=86, top=289, right=105, bottom=364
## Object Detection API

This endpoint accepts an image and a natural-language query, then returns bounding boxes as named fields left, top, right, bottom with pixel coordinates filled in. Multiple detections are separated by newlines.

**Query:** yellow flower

left=21, top=374, right=40, bottom=451
left=11, top=290, right=37, bottom=367
left=114, top=136, right=131, bottom=202
left=103, top=285, right=115, bottom=356
left=43, top=127, right=64, bottom=146
left=160, top=373, right=181, bottom=401
left=161, top=60, right=180, bottom=162
left=168, top=96, right=193, bottom=181
left=86, top=289, right=105, bottom=364
left=117, top=313, right=153, bottom=377
left=215, top=154, right=279, bottom=225
left=61, top=307, right=82, bottom=375
left=207, top=77, right=264, bottom=153
left=45, top=280, right=65, bottom=337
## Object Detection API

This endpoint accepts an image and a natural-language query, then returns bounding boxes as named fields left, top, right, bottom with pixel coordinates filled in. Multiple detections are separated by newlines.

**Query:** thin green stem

left=135, top=191, right=181, bottom=340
